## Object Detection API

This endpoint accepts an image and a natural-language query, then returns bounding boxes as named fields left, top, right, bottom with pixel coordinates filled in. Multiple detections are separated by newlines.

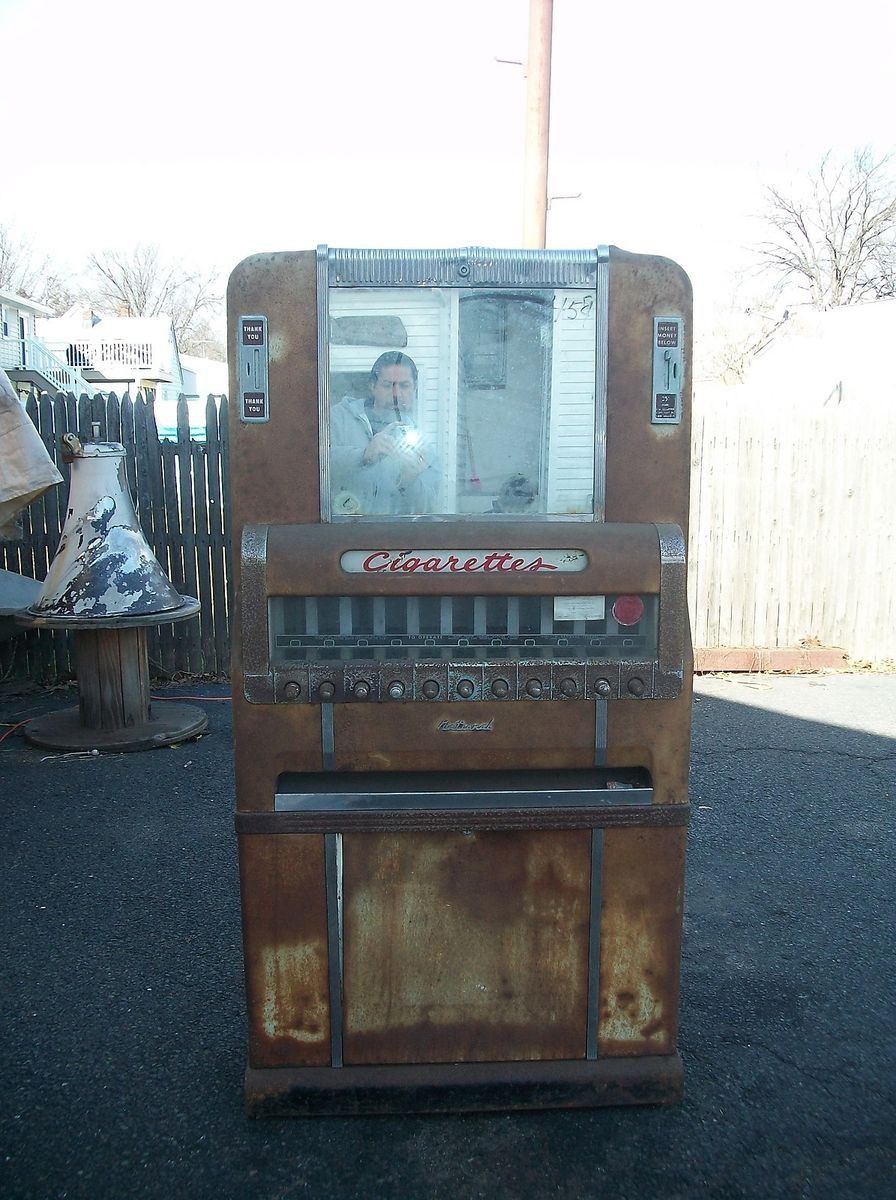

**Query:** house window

left=460, top=297, right=507, bottom=389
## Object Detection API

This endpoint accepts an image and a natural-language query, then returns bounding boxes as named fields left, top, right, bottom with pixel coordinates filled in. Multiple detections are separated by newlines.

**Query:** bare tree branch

left=86, top=244, right=222, bottom=352
left=0, top=224, right=72, bottom=308
left=756, top=148, right=896, bottom=308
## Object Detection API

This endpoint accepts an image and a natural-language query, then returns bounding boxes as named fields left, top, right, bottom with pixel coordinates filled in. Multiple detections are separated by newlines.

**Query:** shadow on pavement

left=1, top=675, right=893, bottom=1200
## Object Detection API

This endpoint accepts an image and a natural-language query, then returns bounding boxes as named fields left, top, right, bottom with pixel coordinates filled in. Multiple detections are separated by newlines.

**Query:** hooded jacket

left=328, top=395, right=439, bottom=515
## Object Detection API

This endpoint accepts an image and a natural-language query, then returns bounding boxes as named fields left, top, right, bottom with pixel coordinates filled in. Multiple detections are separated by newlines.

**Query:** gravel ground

left=1, top=673, right=893, bottom=1200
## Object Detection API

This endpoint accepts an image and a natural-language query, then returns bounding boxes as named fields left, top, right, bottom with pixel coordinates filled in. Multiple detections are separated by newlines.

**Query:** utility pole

left=522, top=0, right=553, bottom=249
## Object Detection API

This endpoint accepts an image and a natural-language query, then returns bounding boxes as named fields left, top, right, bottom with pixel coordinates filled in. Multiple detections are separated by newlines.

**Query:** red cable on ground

left=0, top=719, right=33, bottom=746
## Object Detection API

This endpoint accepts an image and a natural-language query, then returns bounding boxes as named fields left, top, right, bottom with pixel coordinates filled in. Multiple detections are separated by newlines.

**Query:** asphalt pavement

left=1, top=672, right=894, bottom=1200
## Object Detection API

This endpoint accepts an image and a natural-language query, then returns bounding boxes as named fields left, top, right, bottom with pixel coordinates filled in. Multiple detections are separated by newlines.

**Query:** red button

left=612, top=595, right=645, bottom=626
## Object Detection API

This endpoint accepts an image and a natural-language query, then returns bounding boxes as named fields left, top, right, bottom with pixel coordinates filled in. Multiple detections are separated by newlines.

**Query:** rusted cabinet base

left=238, top=821, right=687, bottom=1115
left=245, top=1053, right=683, bottom=1116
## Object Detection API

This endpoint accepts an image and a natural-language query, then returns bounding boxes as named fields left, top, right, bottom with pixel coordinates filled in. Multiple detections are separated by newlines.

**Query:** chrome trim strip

left=320, top=703, right=334, bottom=770
left=586, top=828, right=603, bottom=1060
left=275, top=786, right=652, bottom=813
left=329, top=512, right=604, bottom=524
left=317, top=244, right=331, bottom=521
left=328, top=246, right=602, bottom=288
left=594, top=697, right=608, bottom=767
left=324, top=832, right=343, bottom=1067
left=593, top=257, right=609, bottom=521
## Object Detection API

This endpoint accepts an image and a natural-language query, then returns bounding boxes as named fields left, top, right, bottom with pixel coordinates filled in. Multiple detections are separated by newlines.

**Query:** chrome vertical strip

left=594, top=697, right=608, bottom=767
left=320, top=704, right=334, bottom=770
left=338, top=596, right=352, bottom=635
left=586, top=828, right=603, bottom=1060
left=324, top=832, right=344, bottom=1068
left=406, top=596, right=420, bottom=636
left=317, top=246, right=331, bottom=522
left=593, top=252, right=609, bottom=521
left=507, top=597, right=520, bottom=637
left=373, top=597, right=386, bottom=636
left=540, top=596, right=552, bottom=635
left=473, top=597, right=487, bottom=637
left=440, top=597, right=453, bottom=636
left=305, top=597, right=319, bottom=636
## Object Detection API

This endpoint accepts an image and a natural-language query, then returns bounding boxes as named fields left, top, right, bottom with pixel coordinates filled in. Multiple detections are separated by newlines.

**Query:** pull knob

left=387, top=680, right=405, bottom=700
left=559, top=677, right=577, bottom=697
left=318, top=680, right=336, bottom=702
left=283, top=681, right=301, bottom=700
left=456, top=678, right=475, bottom=699
left=595, top=678, right=613, bottom=698
left=353, top=680, right=371, bottom=699
left=525, top=678, right=543, bottom=698
left=491, top=677, right=510, bottom=699
left=421, top=679, right=440, bottom=699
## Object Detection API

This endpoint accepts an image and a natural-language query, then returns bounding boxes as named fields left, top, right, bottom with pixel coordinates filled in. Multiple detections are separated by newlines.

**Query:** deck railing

left=43, top=338, right=157, bottom=371
left=0, top=336, right=99, bottom=396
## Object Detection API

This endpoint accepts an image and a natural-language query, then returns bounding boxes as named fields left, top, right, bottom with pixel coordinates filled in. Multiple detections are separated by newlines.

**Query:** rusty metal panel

left=333, top=701, right=597, bottom=773
left=238, top=833, right=331, bottom=1067
left=227, top=251, right=321, bottom=539
left=263, top=522, right=662, bottom=596
left=232, top=699, right=323, bottom=811
left=605, top=248, right=692, bottom=533
left=341, top=830, right=591, bottom=1064
left=598, top=826, right=686, bottom=1057
left=606, top=681, right=692, bottom=805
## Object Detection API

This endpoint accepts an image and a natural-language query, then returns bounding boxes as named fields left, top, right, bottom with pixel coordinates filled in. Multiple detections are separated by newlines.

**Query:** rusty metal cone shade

left=29, top=442, right=187, bottom=620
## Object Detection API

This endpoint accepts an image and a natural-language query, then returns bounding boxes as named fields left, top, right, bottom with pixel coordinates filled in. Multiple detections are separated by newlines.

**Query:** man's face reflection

left=369, top=364, right=416, bottom=420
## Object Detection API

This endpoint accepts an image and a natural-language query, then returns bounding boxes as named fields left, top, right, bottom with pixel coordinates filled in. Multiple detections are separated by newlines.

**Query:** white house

left=35, top=307, right=185, bottom=403
left=0, top=289, right=98, bottom=397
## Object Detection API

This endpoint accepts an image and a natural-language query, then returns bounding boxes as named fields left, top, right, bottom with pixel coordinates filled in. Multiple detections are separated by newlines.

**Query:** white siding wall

left=547, top=291, right=597, bottom=514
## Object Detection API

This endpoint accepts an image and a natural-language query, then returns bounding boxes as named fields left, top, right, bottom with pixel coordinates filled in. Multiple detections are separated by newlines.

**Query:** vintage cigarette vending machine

left=227, top=246, right=692, bottom=1115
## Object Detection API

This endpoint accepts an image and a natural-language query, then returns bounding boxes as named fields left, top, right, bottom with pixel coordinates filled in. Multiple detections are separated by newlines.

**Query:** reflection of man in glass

left=329, top=351, right=438, bottom=515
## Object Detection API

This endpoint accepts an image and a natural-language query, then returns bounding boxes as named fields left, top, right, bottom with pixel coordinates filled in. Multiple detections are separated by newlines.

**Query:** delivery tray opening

left=274, top=766, right=653, bottom=812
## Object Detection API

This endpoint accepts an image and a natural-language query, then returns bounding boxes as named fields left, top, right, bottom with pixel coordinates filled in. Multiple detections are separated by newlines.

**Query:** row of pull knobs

left=282, top=676, right=646, bottom=701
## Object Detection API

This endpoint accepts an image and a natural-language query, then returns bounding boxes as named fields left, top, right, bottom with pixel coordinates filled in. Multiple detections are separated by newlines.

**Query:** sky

left=2, top=0, right=894, bottom=324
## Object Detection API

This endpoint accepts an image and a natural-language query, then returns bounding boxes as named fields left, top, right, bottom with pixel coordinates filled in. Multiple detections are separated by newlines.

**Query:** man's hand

left=397, top=444, right=428, bottom=487
left=362, top=422, right=403, bottom=465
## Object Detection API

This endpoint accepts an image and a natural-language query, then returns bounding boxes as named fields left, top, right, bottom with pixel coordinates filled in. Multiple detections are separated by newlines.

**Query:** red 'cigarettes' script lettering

left=361, top=551, right=556, bottom=573
left=338, top=548, right=589, bottom=574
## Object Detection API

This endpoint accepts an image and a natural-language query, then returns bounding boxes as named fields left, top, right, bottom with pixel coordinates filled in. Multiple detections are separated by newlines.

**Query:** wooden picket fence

left=688, top=395, right=896, bottom=662
left=4, top=387, right=895, bottom=683
left=1, top=391, right=232, bottom=683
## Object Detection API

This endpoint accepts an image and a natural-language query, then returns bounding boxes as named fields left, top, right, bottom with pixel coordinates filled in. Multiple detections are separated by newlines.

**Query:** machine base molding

left=245, top=1053, right=684, bottom=1117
